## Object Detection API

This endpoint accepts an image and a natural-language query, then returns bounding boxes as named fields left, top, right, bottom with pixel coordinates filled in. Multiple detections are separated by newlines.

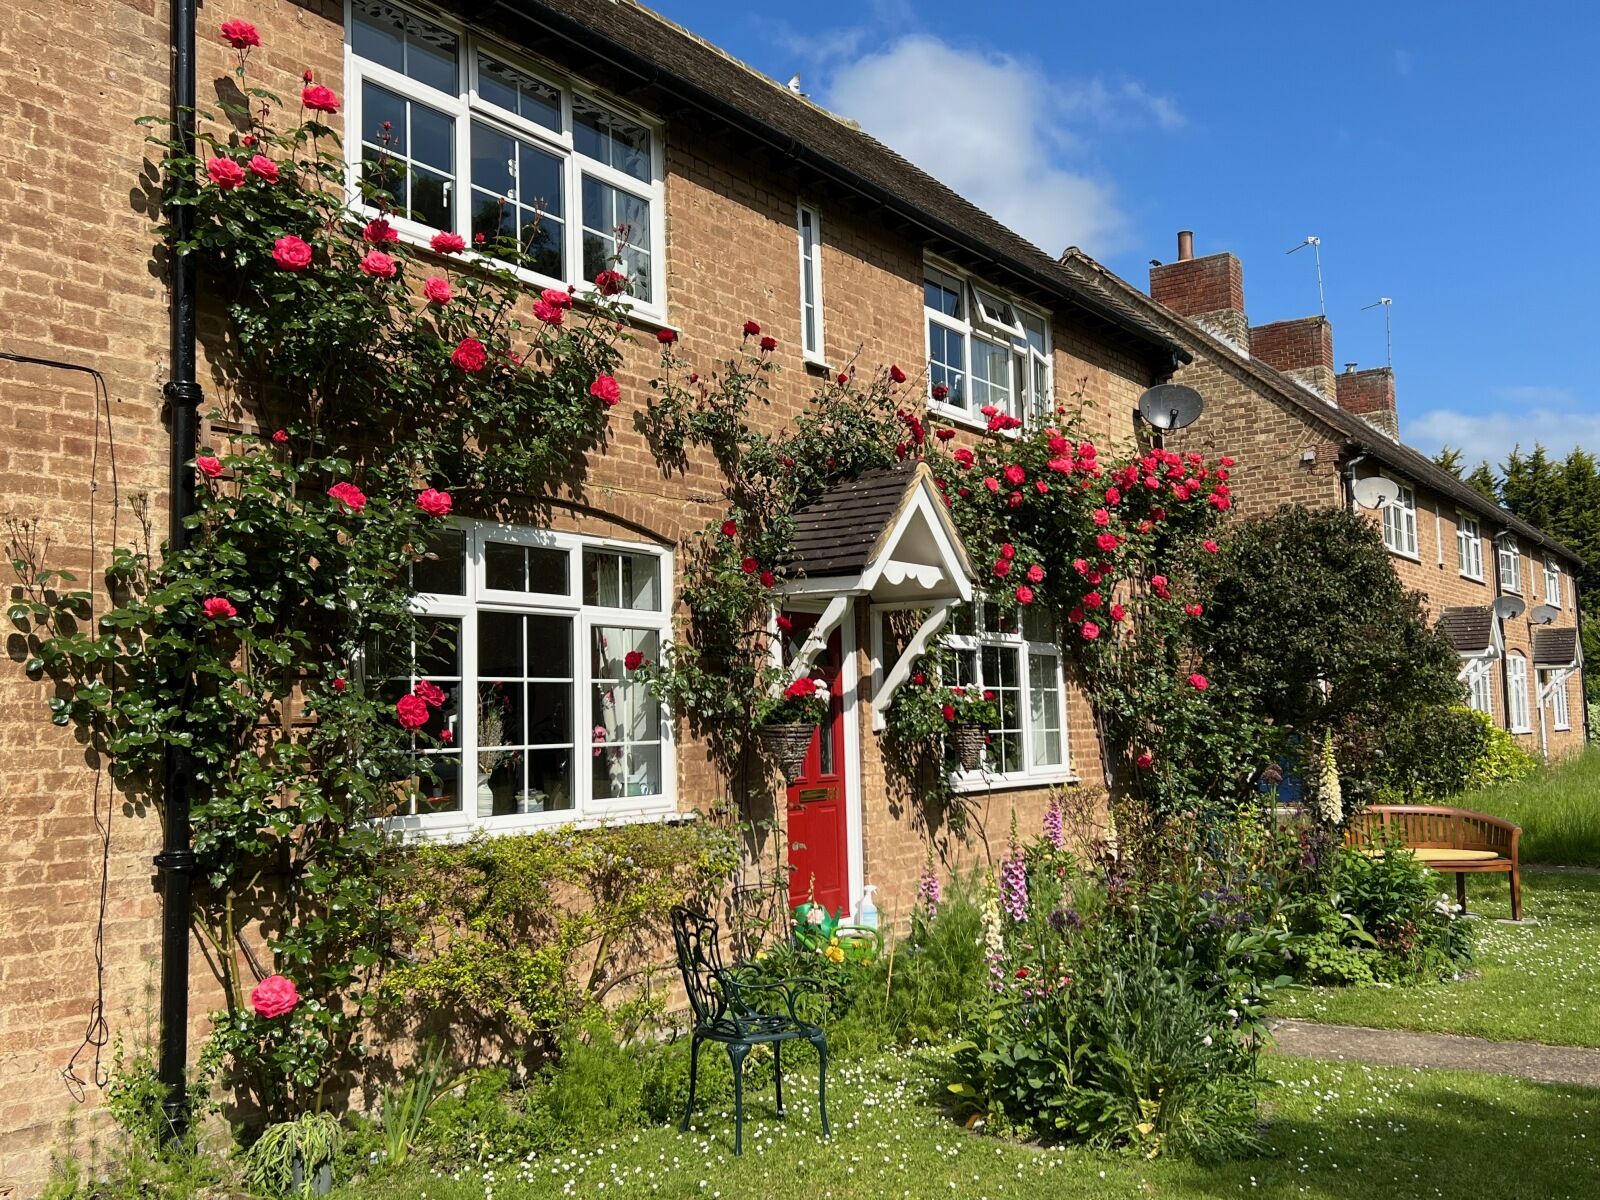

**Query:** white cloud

left=1407, top=396, right=1600, bottom=468
left=820, top=36, right=1180, bottom=257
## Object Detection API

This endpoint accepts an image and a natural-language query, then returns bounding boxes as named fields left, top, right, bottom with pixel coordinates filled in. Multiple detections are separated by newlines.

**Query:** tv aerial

left=1492, top=595, right=1526, bottom=621
left=1351, top=475, right=1400, bottom=509
left=1287, top=235, right=1326, bottom=317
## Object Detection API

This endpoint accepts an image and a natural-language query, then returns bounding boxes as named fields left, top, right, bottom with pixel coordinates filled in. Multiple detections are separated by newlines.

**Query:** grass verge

left=1452, top=746, right=1600, bottom=865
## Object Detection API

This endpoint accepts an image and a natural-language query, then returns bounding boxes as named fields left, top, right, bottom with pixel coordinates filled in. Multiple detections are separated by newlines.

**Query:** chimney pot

left=1176, top=230, right=1194, bottom=262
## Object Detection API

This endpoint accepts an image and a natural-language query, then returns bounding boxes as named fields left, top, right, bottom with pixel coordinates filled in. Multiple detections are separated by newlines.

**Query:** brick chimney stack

left=1149, top=232, right=1249, bottom=352
left=1249, top=316, right=1336, bottom=403
left=1335, top=364, right=1399, bottom=439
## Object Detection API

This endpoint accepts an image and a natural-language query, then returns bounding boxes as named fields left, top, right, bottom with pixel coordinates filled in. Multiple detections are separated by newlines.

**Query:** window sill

left=388, top=800, right=685, bottom=843
left=929, top=403, right=1023, bottom=438
left=1459, top=571, right=1485, bottom=584
left=1555, top=724, right=1573, bottom=732
left=1386, top=548, right=1422, bottom=563
left=1509, top=727, right=1533, bottom=736
left=951, top=769, right=1078, bottom=795
left=803, top=353, right=830, bottom=372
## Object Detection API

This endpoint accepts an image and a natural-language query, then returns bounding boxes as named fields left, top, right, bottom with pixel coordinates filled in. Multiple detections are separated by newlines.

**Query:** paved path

left=1271, top=1019, right=1600, bottom=1089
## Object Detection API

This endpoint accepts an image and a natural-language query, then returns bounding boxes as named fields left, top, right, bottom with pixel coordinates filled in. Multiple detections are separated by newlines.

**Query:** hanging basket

left=952, top=723, right=986, bottom=771
left=760, top=722, right=817, bottom=783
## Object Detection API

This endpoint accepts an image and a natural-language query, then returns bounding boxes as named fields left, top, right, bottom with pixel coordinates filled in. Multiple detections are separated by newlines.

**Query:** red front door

left=784, top=615, right=848, bottom=916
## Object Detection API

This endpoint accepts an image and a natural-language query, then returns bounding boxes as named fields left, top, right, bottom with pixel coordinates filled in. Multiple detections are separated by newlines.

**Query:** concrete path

left=1270, top=1019, right=1600, bottom=1089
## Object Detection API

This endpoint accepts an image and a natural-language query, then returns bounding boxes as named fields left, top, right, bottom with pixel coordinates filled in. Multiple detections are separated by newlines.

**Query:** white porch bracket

left=788, top=593, right=851, bottom=684
left=871, top=599, right=958, bottom=731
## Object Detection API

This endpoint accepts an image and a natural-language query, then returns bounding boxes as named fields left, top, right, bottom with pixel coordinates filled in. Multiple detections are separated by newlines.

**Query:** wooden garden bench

left=1345, top=805, right=1522, bottom=920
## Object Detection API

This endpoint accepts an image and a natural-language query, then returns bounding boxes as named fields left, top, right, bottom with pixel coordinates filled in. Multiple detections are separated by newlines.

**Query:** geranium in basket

left=943, top=685, right=999, bottom=770
left=757, top=676, right=829, bottom=781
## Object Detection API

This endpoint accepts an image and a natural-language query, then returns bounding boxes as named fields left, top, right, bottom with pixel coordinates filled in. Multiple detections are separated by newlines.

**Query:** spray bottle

left=857, top=884, right=879, bottom=930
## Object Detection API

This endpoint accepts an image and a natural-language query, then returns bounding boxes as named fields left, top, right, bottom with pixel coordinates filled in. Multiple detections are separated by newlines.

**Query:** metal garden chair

left=669, top=905, right=831, bottom=1155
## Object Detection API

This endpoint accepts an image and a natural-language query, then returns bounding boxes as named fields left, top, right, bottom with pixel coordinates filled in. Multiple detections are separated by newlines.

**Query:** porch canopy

left=777, top=463, right=974, bottom=726
left=1441, top=606, right=1501, bottom=657
left=1532, top=626, right=1580, bottom=670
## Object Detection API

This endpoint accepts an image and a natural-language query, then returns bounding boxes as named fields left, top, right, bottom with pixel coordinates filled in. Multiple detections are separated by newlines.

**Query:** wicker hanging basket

left=952, top=723, right=986, bottom=771
left=759, top=722, right=817, bottom=783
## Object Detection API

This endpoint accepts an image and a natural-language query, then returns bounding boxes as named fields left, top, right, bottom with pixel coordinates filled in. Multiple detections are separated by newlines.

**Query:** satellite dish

left=1137, top=384, right=1205, bottom=431
left=1352, top=475, right=1401, bottom=509
left=1529, top=604, right=1558, bottom=626
left=1492, top=595, right=1526, bottom=621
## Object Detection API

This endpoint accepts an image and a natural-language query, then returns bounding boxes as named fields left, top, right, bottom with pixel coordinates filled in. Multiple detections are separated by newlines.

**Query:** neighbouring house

left=1057, top=236, right=1588, bottom=759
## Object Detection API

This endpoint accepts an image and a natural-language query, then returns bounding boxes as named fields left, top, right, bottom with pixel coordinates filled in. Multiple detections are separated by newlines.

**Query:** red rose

left=594, top=269, right=627, bottom=295
left=301, top=84, right=340, bottom=113
left=837, top=372, right=850, bottom=385
left=1136, top=751, right=1154, bottom=770
left=1110, top=602, right=1127, bottom=622
left=935, top=428, right=955, bottom=442
left=1096, top=533, right=1119, bottom=552
left=249, top=974, right=298, bottom=1019
left=1188, top=673, right=1210, bottom=691
left=416, top=488, right=452, bottom=517
left=272, top=429, right=288, bottom=445
left=740, top=557, right=759, bottom=574
left=999, top=543, right=1016, bottom=560
left=980, top=405, right=997, bottom=418
left=1073, top=558, right=1089, bottom=575
left=1104, top=486, right=1122, bottom=505
left=657, top=328, right=677, bottom=344
left=327, top=481, right=367, bottom=512
left=220, top=20, right=261, bottom=48
left=195, top=455, right=222, bottom=479
left=1185, top=603, right=1203, bottom=618
left=759, top=336, right=777, bottom=352
left=1203, top=539, right=1220, bottom=554
left=414, top=680, right=447, bottom=709
left=912, top=672, right=926, bottom=685
left=1008, top=492, right=1023, bottom=508
left=941, top=704, right=957, bottom=722
left=1026, top=563, right=1044, bottom=583
left=1209, top=493, right=1233, bottom=511
left=246, top=155, right=279, bottom=184
left=441, top=728, right=454, bottom=745
left=1092, top=508, right=1111, bottom=527
left=982, top=477, right=1000, bottom=494
left=719, top=520, right=739, bottom=538
left=332, top=676, right=348, bottom=692
left=1219, top=456, right=1236, bottom=467
left=452, top=337, right=488, bottom=373
left=1081, top=621, right=1100, bottom=641
left=540, top=288, right=574, bottom=310
left=624, top=649, right=646, bottom=670
left=776, top=614, right=794, bottom=632
left=953, top=448, right=974, bottom=469
left=431, top=230, right=467, bottom=254
left=889, top=364, right=907, bottom=384
left=201, top=596, right=236, bottom=620
left=993, top=559, right=1011, bottom=577
left=363, top=218, right=399, bottom=244
left=395, top=693, right=429, bottom=730
left=588, top=375, right=621, bottom=406
left=1015, top=585, right=1034, bottom=605
left=423, top=276, right=453, bottom=305
left=931, top=383, right=949, bottom=401
left=1083, top=590, right=1102, bottom=608
left=474, top=232, right=486, bottom=244
left=272, top=235, right=313, bottom=271
left=1003, top=464, right=1025, bottom=486
left=206, top=156, right=246, bottom=189
left=760, top=570, right=777, bottom=588
left=359, top=250, right=397, bottom=279
left=533, top=298, right=565, bottom=326
left=743, top=319, right=762, bottom=336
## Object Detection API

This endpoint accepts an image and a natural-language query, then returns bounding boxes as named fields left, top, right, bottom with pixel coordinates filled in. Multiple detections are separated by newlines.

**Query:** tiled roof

left=1533, top=626, right=1580, bottom=667
left=1056, top=250, right=1584, bottom=568
left=482, top=1, right=1189, bottom=367
left=784, top=467, right=919, bottom=578
left=1440, top=606, right=1496, bottom=654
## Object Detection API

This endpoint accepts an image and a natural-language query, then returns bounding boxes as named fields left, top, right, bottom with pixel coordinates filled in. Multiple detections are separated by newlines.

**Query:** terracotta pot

left=952, top=723, right=986, bottom=771
left=759, top=722, right=817, bottom=783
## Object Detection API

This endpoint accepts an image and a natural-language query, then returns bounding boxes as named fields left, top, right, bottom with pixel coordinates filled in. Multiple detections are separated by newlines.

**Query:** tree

left=1466, top=462, right=1501, bottom=502
left=1434, top=446, right=1465, bottom=477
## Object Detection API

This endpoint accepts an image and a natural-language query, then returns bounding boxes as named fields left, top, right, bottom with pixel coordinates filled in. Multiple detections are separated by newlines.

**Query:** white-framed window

left=797, top=203, right=825, bottom=363
left=1381, top=485, right=1418, bottom=558
left=345, top=0, right=666, bottom=314
left=1497, top=535, right=1522, bottom=594
left=1544, top=557, right=1562, bottom=607
left=390, top=520, right=674, bottom=834
left=1457, top=513, right=1484, bottom=581
left=945, top=602, right=1068, bottom=783
left=924, top=260, right=1051, bottom=427
left=1542, top=669, right=1572, bottom=731
left=1506, top=654, right=1531, bottom=733
left=1458, top=654, right=1495, bottom=716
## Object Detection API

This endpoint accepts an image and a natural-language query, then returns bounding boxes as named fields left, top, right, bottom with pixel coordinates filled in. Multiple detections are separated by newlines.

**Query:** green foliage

left=1376, top=707, right=1537, bottom=804
left=379, top=1042, right=463, bottom=1168
left=243, top=1111, right=343, bottom=1197
left=386, top=822, right=739, bottom=1047
left=1440, top=746, right=1600, bottom=866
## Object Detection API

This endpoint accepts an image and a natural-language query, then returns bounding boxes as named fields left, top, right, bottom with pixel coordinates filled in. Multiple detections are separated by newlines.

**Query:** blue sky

left=649, top=0, right=1600, bottom=469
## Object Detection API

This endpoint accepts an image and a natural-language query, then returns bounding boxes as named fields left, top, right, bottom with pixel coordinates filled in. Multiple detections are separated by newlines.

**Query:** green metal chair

left=669, top=905, right=831, bottom=1155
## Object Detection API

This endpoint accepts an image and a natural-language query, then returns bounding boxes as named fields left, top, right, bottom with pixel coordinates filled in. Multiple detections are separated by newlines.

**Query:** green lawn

left=1277, top=868, right=1600, bottom=1046
left=1454, top=746, right=1600, bottom=865
left=330, top=1053, right=1600, bottom=1199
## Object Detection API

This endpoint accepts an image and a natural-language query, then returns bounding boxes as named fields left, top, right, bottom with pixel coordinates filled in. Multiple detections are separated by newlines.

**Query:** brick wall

left=0, top=3, right=1147, bottom=1189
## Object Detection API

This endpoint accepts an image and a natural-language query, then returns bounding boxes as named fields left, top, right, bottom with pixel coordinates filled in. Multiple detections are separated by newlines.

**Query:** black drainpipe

left=156, top=0, right=202, bottom=1138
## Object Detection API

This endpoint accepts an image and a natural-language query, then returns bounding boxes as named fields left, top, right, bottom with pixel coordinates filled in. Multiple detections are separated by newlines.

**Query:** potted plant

left=757, top=675, right=829, bottom=782
left=243, top=1110, right=343, bottom=1197
left=944, top=685, right=999, bottom=771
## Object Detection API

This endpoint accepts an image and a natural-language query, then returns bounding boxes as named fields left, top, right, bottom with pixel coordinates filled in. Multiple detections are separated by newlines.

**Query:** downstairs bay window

left=946, top=602, right=1069, bottom=784
left=346, top=0, right=664, bottom=311
left=1458, top=654, right=1495, bottom=717
left=388, top=521, right=673, bottom=832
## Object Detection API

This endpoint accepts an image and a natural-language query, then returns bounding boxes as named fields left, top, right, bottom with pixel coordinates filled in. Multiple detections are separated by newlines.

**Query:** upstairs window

left=1456, top=513, right=1484, bottom=580
left=797, top=203, right=825, bottom=362
left=924, top=262, right=1051, bottom=427
left=347, top=0, right=664, bottom=311
left=1497, top=535, right=1522, bottom=594
left=1380, top=485, right=1418, bottom=558
left=1544, top=557, right=1562, bottom=607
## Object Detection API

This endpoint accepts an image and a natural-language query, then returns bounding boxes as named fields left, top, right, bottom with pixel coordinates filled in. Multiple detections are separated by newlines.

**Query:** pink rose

left=206, top=157, right=246, bottom=189
left=220, top=20, right=261, bottom=49
left=395, top=693, right=429, bottom=730
left=301, top=84, right=340, bottom=114
left=1003, top=464, right=1025, bottom=486
left=359, top=251, right=397, bottom=279
left=416, top=488, right=452, bottom=517
left=1136, top=751, right=1154, bottom=770
left=201, top=596, right=236, bottom=620
left=1185, top=603, right=1203, bottom=617
left=451, top=338, right=487, bottom=373
left=430, top=230, right=467, bottom=254
left=272, top=235, right=313, bottom=271
left=541, top=287, right=574, bottom=309
left=1026, top=563, right=1044, bottom=583
left=1110, top=602, right=1127, bottom=622
left=327, top=481, right=367, bottom=512
left=246, top=155, right=279, bottom=184
left=414, top=680, right=446, bottom=709
left=249, top=974, right=299, bottom=1019
left=1096, top=533, right=1119, bottom=552
left=1203, top=539, right=1220, bottom=554
left=363, top=218, right=399, bottom=244
left=195, top=455, right=222, bottom=479
left=1081, top=621, right=1100, bottom=641
left=993, top=560, right=1012, bottom=578
left=422, top=276, right=453, bottom=305
left=589, top=376, right=621, bottom=407
left=1015, top=585, right=1034, bottom=605
left=533, top=299, right=565, bottom=326
left=271, top=429, right=289, bottom=445
left=1188, top=673, right=1210, bottom=691
left=999, top=543, right=1016, bottom=560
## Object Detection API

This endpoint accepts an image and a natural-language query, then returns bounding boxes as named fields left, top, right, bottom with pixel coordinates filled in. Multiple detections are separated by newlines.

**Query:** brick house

left=1057, top=236, right=1588, bottom=759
